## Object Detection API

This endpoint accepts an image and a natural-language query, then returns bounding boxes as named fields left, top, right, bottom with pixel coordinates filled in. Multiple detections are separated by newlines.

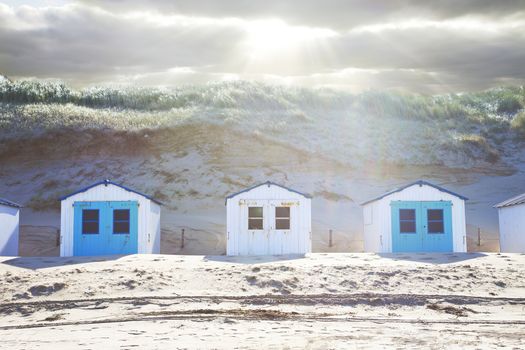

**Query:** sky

left=0, top=0, right=524, bottom=93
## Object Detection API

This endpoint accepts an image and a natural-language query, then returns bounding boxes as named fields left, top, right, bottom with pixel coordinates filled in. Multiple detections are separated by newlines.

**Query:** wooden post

left=329, top=229, right=333, bottom=248
left=181, top=228, right=185, bottom=249
left=477, top=227, right=481, bottom=247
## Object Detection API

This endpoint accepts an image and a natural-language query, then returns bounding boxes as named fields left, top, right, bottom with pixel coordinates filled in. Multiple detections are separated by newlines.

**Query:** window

left=275, top=207, right=290, bottom=230
left=427, top=209, right=444, bottom=234
left=248, top=207, right=263, bottom=230
left=82, top=209, right=99, bottom=234
left=399, top=209, right=416, bottom=233
left=113, top=209, right=130, bottom=234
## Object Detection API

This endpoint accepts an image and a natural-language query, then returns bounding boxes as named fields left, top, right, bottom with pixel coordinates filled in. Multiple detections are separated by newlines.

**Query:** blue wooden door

left=421, top=201, right=453, bottom=252
left=73, top=201, right=106, bottom=256
left=73, top=201, right=138, bottom=256
left=107, top=201, right=139, bottom=255
left=391, top=201, right=453, bottom=252
left=391, top=201, right=422, bottom=252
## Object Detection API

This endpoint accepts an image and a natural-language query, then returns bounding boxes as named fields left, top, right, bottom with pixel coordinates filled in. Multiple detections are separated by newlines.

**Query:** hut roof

left=225, top=181, right=311, bottom=204
left=59, top=179, right=163, bottom=205
left=494, top=192, right=525, bottom=208
left=0, top=197, right=22, bottom=208
left=361, top=180, right=468, bottom=206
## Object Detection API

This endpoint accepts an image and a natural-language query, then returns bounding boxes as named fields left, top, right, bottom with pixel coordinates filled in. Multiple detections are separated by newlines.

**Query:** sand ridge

left=0, top=253, right=524, bottom=348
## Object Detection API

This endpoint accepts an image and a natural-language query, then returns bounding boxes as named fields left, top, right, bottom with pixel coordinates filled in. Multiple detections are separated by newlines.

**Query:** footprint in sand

left=29, top=282, right=66, bottom=296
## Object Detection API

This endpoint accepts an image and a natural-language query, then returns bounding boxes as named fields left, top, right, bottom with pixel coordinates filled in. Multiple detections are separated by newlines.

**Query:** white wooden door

left=239, top=199, right=269, bottom=255
left=238, top=199, right=300, bottom=255
left=269, top=200, right=299, bottom=255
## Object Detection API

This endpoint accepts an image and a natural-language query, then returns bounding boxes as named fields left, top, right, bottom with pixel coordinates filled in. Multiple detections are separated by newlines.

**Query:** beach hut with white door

left=59, top=180, right=162, bottom=257
left=361, top=180, right=467, bottom=253
left=495, top=192, right=525, bottom=252
left=226, top=181, right=312, bottom=256
left=0, top=197, right=22, bottom=256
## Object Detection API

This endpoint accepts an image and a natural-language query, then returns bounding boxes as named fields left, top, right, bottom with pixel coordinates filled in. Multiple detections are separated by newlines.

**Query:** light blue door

left=391, top=201, right=453, bottom=252
left=391, top=201, right=422, bottom=252
left=107, top=201, right=139, bottom=255
left=73, top=201, right=138, bottom=256
left=421, top=201, right=453, bottom=252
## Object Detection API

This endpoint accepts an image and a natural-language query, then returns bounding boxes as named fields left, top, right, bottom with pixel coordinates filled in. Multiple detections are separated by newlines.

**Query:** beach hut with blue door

left=0, top=197, right=22, bottom=256
left=361, top=180, right=467, bottom=253
left=59, top=180, right=162, bottom=257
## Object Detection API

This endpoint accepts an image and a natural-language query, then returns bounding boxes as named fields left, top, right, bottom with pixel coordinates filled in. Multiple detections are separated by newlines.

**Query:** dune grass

left=0, top=78, right=523, bottom=170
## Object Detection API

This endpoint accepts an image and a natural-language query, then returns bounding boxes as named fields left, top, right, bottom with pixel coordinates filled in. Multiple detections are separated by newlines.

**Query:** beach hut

left=361, top=180, right=467, bottom=253
left=226, top=181, right=312, bottom=256
left=0, top=197, right=22, bottom=256
left=59, top=180, right=162, bottom=257
left=495, top=192, right=525, bottom=252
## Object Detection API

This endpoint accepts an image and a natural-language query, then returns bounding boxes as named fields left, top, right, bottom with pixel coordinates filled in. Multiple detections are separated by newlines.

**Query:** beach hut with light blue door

left=361, top=180, right=467, bottom=253
left=59, top=180, right=162, bottom=257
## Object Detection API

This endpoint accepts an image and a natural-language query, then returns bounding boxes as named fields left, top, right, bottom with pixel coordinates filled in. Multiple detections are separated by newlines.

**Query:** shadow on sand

left=1, top=255, right=132, bottom=270
left=203, top=254, right=307, bottom=265
left=378, top=252, right=488, bottom=264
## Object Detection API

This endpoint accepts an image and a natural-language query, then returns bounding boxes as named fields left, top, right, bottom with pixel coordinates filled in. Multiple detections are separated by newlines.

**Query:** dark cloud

left=0, top=4, right=245, bottom=82
left=329, top=24, right=525, bottom=78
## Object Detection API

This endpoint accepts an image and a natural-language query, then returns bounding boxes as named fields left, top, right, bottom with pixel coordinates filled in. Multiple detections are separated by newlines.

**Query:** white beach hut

left=0, top=197, right=22, bottom=256
left=226, top=181, right=312, bottom=256
left=495, top=193, right=525, bottom=252
left=361, top=180, right=467, bottom=253
left=59, top=180, right=162, bottom=257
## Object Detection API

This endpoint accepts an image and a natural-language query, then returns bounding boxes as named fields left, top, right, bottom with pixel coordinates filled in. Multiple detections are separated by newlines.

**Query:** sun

left=244, top=19, right=336, bottom=57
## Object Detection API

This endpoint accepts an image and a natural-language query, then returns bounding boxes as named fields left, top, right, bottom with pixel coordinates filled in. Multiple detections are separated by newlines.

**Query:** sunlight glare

left=245, top=19, right=337, bottom=57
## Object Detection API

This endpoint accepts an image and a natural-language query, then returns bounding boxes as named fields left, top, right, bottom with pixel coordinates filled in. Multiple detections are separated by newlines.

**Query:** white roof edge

left=361, top=180, right=468, bottom=206
left=494, top=192, right=525, bottom=208
left=225, top=181, right=311, bottom=204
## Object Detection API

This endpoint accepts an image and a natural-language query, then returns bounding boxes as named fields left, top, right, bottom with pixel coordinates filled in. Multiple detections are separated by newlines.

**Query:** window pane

left=82, top=209, right=99, bottom=234
left=114, top=209, right=130, bottom=221
left=399, top=209, right=416, bottom=233
left=276, top=218, right=290, bottom=230
left=113, top=209, right=130, bottom=234
left=427, top=209, right=443, bottom=221
left=400, top=221, right=416, bottom=233
left=275, top=207, right=290, bottom=218
left=248, top=207, right=263, bottom=218
left=83, top=209, right=99, bottom=221
left=82, top=221, right=99, bottom=234
left=114, top=222, right=130, bottom=234
left=248, top=218, right=263, bottom=230
left=399, top=209, right=415, bottom=220
left=428, top=221, right=444, bottom=234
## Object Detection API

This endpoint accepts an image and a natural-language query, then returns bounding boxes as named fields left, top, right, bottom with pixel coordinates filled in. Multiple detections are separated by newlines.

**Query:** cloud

left=0, top=3, right=247, bottom=82
left=80, top=0, right=525, bottom=30
left=0, top=1, right=524, bottom=92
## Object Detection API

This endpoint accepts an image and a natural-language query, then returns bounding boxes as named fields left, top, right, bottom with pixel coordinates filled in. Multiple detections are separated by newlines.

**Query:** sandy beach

left=0, top=253, right=523, bottom=349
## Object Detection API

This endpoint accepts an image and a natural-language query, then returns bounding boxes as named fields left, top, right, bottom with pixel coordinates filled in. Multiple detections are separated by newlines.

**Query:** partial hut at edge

left=495, top=192, right=525, bottom=253
left=0, top=197, right=22, bottom=256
